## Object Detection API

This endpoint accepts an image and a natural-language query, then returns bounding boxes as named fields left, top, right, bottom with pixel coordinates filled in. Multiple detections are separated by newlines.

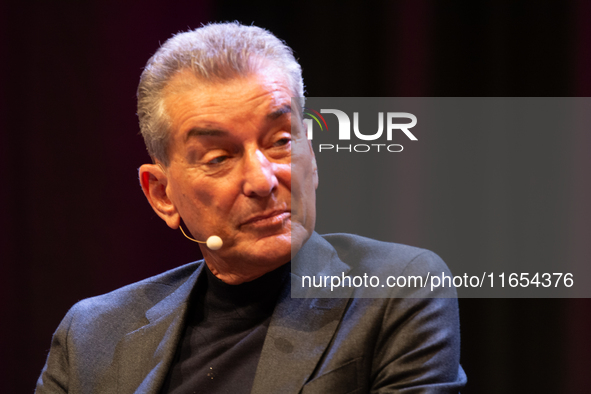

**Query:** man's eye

left=207, top=155, right=228, bottom=165
left=274, top=137, right=291, bottom=147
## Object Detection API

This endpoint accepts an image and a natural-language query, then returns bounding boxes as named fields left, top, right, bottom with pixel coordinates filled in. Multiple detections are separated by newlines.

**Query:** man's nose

left=242, top=149, right=278, bottom=197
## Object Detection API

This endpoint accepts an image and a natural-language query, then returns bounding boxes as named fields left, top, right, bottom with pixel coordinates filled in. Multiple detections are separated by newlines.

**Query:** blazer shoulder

left=69, top=260, right=204, bottom=323
left=319, top=232, right=447, bottom=275
left=36, top=262, right=204, bottom=393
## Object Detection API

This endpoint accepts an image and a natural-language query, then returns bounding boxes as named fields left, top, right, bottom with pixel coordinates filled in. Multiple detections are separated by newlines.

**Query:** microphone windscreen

left=206, top=235, right=223, bottom=250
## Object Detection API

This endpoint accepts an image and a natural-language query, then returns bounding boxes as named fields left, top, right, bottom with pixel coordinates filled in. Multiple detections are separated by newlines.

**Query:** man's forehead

left=161, top=67, right=299, bottom=145
left=184, top=103, right=290, bottom=141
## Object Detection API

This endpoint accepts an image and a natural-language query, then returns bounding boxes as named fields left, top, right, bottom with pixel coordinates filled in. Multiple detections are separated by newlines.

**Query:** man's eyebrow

left=267, top=104, right=291, bottom=120
left=185, top=127, right=228, bottom=141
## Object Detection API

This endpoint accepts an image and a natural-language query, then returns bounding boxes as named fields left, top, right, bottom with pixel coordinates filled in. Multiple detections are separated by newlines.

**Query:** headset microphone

left=153, top=164, right=223, bottom=250
left=155, top=163, right=223, bottom=250
left=179, top=225, right=223, bottom=250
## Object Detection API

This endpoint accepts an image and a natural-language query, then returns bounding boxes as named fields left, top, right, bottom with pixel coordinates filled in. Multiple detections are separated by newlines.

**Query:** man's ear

left=308, top=139, right=319, bottom=189
left=302, top=119, right=319, bottom=188
left=139, top=164, right=180, bottom=229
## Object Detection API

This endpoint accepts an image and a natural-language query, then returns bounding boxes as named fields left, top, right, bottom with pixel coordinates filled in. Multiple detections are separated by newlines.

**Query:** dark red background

left=1, top=1, right=590, bottom=392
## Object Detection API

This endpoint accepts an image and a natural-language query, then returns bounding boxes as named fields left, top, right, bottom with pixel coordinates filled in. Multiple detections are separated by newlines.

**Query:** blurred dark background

left=1, top=1, right=590, bottom=392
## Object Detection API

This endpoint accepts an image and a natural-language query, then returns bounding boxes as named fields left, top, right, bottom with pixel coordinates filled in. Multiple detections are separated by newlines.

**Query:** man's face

left=144, top=68, right=317, bottom=281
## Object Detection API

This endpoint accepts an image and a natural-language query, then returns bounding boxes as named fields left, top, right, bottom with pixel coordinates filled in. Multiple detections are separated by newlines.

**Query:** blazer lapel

left=251, top=233, right=352, bottom=394
left=115, top=263, right=204, bottom=394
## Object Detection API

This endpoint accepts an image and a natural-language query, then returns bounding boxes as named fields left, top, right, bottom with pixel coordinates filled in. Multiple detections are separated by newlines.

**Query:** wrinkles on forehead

left=182, top=103, right=291, bottom=142
left=159, top=69, right=297, bottom=166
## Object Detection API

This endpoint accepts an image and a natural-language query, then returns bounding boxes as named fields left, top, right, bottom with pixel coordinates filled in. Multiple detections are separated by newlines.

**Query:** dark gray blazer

left=36, top=232, right=466, bottom=393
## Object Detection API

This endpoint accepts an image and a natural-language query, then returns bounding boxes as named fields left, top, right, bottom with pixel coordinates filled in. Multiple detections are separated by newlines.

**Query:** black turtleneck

left=159, top=262, right=289, bottom=394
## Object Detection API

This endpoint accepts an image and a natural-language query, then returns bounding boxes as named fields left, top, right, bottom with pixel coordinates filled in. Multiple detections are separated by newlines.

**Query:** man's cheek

left=277, top=164, right=292, bottom=187
left=191, top=186, right=218, bottom=207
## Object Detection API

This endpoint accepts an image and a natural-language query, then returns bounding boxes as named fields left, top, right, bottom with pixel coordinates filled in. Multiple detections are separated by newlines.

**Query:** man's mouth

left=240, top=210, right=291, bottom=228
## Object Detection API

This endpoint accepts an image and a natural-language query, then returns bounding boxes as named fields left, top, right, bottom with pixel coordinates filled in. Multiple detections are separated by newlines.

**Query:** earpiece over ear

left=138, top=163, right=181, bottom=229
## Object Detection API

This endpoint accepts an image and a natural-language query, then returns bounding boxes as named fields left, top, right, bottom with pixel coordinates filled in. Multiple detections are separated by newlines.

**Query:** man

left=36, top=22, right=466, bottom=393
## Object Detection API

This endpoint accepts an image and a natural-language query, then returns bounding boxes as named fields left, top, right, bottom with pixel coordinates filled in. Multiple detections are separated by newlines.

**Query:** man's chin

left=208, top=226, right=312, bottom=272
left=242, top=233, right=292, bottom=265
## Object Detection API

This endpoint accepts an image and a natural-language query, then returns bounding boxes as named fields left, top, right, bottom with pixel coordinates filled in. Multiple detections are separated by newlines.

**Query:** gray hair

left=137, top=22, right=304, bottom=165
